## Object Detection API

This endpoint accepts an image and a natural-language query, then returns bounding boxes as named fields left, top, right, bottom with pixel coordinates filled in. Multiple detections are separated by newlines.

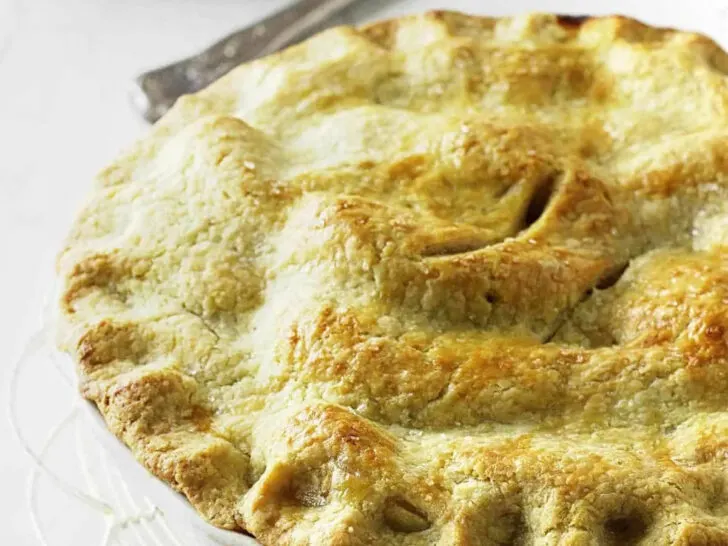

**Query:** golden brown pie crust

left=58, top=11, right=728, bottom=545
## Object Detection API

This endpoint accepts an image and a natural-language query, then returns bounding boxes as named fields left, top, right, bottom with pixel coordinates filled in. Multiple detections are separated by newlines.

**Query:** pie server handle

left=131, top=0, right=363, bottom=123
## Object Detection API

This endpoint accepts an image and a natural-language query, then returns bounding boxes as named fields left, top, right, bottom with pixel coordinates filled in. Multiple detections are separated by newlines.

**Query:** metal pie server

left=131, top=0, right=364, bottom=123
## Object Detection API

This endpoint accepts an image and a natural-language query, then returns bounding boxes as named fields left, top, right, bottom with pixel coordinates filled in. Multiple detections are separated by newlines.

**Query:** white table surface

left=1, top=1, right=725, bottom=544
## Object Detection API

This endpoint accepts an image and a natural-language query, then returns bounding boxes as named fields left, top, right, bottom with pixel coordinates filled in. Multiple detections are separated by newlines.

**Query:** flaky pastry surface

left=58, top=12, right=728, bottom=545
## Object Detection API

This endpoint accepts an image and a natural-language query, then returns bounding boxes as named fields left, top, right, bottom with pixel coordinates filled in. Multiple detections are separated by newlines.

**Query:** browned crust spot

left=555, top=14, right=592, bottom=28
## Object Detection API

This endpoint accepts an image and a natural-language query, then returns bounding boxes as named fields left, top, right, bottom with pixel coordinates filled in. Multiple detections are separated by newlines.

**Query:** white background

left=0, top=0, right=725, bottom=544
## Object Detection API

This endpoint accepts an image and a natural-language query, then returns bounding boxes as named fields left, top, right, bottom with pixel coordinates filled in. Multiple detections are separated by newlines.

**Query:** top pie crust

left=57, top=11, right=728, bottom=545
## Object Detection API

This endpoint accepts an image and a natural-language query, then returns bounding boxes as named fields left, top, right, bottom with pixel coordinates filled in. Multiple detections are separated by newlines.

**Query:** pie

left=57, top=11, right=728, bottom=545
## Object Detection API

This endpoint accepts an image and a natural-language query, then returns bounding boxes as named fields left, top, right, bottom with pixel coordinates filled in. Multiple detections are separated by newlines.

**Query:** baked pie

left=58, top=11, right=728, bottom=545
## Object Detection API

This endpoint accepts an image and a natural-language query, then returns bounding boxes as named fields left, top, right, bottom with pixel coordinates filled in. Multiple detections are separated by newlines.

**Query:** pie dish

left=57, top=11, right=728, bottom=545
